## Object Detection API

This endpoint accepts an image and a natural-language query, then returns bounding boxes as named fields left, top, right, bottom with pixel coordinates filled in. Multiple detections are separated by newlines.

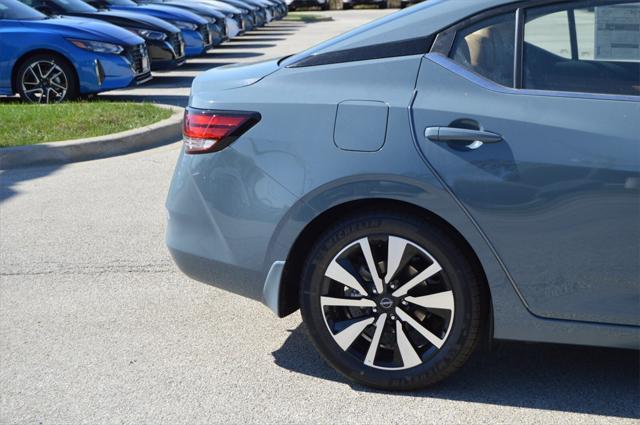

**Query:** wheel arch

left=11, top=49, right=79, bottom=94
left=277, top=198, right=492, bottom=333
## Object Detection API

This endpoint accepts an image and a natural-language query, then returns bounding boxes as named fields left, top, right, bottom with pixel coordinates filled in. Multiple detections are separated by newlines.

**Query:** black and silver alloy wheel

left=16, top=54, right=78, bottom=104
left=320, top=236, right=454, bottom=370
left=301, top=212, right=487, bottom=390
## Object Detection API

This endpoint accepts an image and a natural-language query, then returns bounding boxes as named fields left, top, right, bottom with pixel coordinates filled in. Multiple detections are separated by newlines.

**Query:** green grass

left=0, top=102, right=172, bottom=148
left=284, top=12, right=333, bottom=22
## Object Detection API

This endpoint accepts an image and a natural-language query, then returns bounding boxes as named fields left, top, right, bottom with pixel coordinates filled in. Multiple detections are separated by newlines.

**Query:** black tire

left=342, top=3, right=353, bottom=9
left=300, top=211, right=488, bottom=390
left=320, top=2, right=329, bottom=10
left=15, top=53, right=78, bottom=103
left=378, top=1, right=387, bottom=8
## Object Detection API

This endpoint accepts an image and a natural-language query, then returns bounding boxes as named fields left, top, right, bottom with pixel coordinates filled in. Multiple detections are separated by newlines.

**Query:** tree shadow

left=272, top=324, right=640, bottom=419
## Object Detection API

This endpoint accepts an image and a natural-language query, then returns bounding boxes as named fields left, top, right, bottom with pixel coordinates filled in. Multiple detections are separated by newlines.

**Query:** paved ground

left=1, top=9, right=639, bottom=425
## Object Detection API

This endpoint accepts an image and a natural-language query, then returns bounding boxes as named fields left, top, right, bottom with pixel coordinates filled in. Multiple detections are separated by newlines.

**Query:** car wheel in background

left=342, top=2, right=352, bottom=9
left=300, top=212, right=488, bottom=390
left=378, top=1, right=387, bottom=8
left=15, top=53, right=78, bottom=104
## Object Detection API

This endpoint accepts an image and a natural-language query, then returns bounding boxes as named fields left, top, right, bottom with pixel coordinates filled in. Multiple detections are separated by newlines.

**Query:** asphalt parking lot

left=1, top=9, right=639, bottom=425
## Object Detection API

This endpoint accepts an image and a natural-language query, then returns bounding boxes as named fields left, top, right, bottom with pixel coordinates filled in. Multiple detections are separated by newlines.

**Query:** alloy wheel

left=21, top=60, right=68, bottom=104
left=319, top=235, right=455, bottom=370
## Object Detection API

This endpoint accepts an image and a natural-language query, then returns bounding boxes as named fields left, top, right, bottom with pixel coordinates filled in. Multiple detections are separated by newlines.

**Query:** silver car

left=167, top=0, right=640, bottom=390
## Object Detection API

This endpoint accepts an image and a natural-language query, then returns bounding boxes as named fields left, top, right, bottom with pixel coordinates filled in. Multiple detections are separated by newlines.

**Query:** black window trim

left=429, top=0, right=640, bottom=100
left=287, top=35, right=435, bottom=68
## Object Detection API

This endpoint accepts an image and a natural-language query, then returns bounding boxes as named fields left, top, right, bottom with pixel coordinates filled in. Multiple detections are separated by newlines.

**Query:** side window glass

left=524, top=1, right=640, bottom=96
left=525, top=10, right=572, bottom=58
left=449, top=12, right=516, bottom=87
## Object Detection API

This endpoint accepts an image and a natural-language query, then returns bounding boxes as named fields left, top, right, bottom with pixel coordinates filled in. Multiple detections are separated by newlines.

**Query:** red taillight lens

left=182, top=109, right=260, bottom=154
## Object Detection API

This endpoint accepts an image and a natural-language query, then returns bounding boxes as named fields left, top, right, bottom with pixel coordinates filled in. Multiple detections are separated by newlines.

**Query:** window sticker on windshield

left=595, top=4, right=640, bottom=61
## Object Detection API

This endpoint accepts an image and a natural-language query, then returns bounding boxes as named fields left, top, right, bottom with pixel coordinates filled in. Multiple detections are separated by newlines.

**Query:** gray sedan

left=166, top=0, right=640, bottom=390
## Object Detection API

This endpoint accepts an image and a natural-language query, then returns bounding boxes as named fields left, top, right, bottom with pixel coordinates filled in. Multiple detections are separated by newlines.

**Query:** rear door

left=411, top=0, right=640, bottom=325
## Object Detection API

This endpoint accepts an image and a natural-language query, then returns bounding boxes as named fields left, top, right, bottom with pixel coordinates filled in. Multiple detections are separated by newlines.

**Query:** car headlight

left=171, top=20, right=197, bottom=30
left=67, top=39, right=124, bottom=54
left=126, top=28, right=167, bottom=41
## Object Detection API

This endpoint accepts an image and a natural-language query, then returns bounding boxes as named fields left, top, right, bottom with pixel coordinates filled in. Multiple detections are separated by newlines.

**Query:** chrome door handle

left=425, top=127, right=502, bottom=144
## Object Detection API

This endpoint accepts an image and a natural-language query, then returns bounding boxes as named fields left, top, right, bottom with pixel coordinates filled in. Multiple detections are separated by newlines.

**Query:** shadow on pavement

left=258, top=24, right=302, bottom=30
left=144, top=75, right=197, bottom=89
left=177, top=60, right=234, bottom=71
left=212, top=51, right=265, bottom=59
left=272, top=324, right=640, bottom=419
left=218, top=43, right=278, bottom=49
left=250, top=31, right=298, bottom=36
left=232, top=37, right=286, bottom=41
left=0, top=163, right=63, bottom=204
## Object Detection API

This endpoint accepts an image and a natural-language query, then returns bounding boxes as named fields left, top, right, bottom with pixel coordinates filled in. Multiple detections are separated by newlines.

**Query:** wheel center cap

left=379, top=297, right=394, bottom=310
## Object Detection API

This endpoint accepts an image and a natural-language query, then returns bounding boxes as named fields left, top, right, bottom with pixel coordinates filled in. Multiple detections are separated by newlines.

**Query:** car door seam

left=407, top=86, right=542, bottom=319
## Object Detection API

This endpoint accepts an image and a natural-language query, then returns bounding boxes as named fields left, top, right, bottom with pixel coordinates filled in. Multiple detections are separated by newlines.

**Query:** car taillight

left=182, top=108, right=261, bottom=154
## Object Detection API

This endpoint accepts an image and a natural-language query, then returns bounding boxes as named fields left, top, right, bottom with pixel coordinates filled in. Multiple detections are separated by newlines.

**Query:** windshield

left=50, top=0, right=97, bottom=12
left=0, top=0, right=46, bottom=19
left=107, top=0, right=137, bottom=6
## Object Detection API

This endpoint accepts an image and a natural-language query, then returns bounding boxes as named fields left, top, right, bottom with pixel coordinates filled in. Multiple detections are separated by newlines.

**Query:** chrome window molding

left=425, top=52, right=640, bottom=103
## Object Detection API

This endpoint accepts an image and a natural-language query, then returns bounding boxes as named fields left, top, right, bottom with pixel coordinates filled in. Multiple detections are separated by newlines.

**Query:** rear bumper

left=165, top=146, right=300, bottom=306
left=168, top=247, right=265, bottom=301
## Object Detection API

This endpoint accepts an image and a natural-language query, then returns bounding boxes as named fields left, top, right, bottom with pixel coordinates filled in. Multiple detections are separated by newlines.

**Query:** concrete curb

left=0, top=104, right=183, bottom=170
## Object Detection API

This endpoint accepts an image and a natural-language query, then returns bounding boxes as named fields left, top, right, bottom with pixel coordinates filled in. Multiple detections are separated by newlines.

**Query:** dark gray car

left=166, top=0, right=640, bottom=390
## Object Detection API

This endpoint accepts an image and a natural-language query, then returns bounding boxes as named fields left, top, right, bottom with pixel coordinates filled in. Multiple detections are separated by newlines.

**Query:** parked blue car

left=85, top=0, right=212, bottom=56
left=0, top=0, right=150, bottom=102
left=20, top=0, right=186, bottom=70
left=136, top=0, right=230, bottom=45
left=166, top=0, right=640, bottom=390
left=197, top=0, right=251, bottom=34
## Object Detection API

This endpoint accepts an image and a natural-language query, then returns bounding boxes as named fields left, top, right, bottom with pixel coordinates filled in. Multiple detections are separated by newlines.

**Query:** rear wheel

left=300, top=212, right=487, bottom=390
left=342, top=3, right=353, bottom=9
left=15, top=54, right=78, bottom=103
left=378, top=1, right=387, bottom=8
